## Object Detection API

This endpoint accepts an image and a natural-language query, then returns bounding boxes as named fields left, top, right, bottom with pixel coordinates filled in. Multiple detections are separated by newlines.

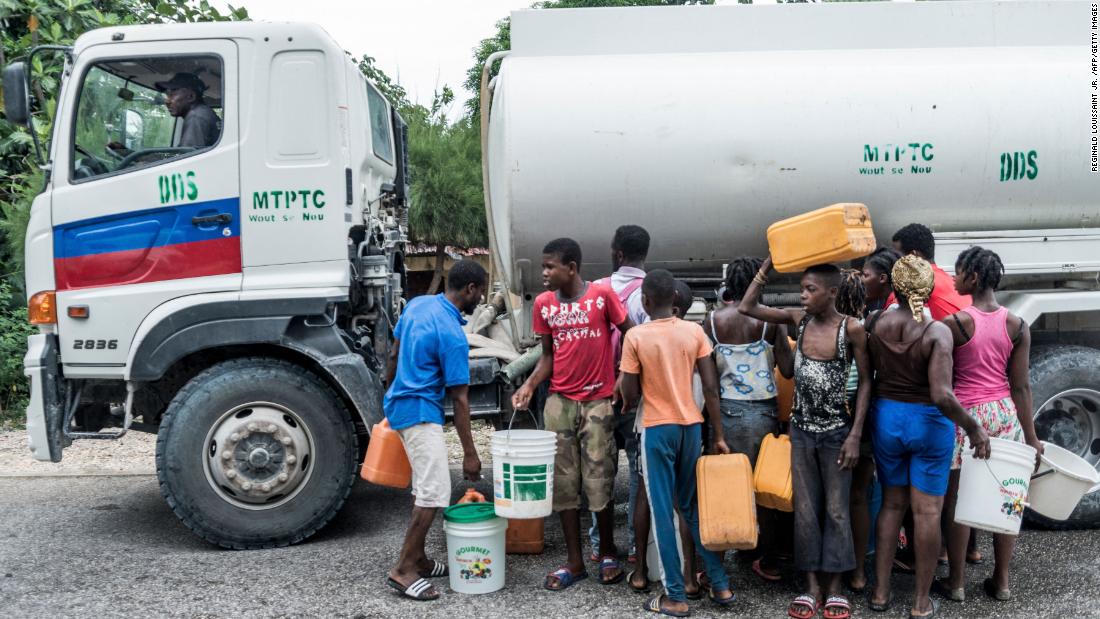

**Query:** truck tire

left=156, top=357, right=358, bottom=548
left=1025, top=345, right=1100, bottom=530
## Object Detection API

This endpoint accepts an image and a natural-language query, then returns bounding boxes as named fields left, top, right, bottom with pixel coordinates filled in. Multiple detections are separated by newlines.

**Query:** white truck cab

left=5, top=22, right=410, bottom=548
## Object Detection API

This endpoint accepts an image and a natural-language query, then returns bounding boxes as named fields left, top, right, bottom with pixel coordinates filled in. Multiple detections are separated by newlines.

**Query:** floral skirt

left=952, top=397, right=1023, bottom=470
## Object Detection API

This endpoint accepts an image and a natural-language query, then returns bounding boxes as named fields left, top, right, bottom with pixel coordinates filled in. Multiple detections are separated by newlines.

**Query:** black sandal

left=644, top=594, right=691, bottom=617
left=867, top=593, right=892, bottom=613
left=417, top=559, right=448, bottom=579
left=627, top=569, right=650, bottom=593
left=387, top=576, right=439, bottom=601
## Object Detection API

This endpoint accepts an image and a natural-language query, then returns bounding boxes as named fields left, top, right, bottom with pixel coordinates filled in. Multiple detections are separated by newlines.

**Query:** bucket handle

left=504, top=407, right=541, bottom=454
left=980, top=458, right=1030, bottom=508
left=1030, top=469, right=1056, bottom=482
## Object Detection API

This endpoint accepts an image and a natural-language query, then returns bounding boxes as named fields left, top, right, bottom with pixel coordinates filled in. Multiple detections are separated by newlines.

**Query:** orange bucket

left=360, top=418, right=411, bottom=488
left=505, top=518, right=545, bottom=554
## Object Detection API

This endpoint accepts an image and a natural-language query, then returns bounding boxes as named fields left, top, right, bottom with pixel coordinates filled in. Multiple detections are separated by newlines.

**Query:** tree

left=463, top=0, right=715, bottom=119
left=404, top=88, right=487, bottom=294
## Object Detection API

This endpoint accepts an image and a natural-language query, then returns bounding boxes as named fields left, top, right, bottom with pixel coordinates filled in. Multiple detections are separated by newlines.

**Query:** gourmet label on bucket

left=455, top=546, right=495, bottom=582
left=999, top=476, right=1028, bottom=519
left=494, top=463, right=549, bottom=507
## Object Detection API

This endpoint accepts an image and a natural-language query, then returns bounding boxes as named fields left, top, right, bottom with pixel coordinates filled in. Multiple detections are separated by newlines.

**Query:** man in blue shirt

left=385, top=260, right=487, bottom=601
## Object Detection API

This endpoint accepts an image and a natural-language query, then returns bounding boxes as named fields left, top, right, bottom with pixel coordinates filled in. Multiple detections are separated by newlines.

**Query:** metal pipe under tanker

left=485, top=1, right=1098, bottom=296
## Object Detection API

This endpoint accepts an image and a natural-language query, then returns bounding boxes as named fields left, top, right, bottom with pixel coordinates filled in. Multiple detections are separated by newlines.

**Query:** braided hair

left=725, top=257, right=764, bottom=302
left=892, top=255, right=935, bottom=323
left=836, top=268, right=866, bottom=318
left=865, top=247, right=901, bottom=282
left=955, top=246, right=1005, bottom=291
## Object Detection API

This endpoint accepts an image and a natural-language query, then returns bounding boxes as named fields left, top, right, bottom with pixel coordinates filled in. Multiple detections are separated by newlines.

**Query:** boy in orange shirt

left=620, top=270, right=734, bottom=616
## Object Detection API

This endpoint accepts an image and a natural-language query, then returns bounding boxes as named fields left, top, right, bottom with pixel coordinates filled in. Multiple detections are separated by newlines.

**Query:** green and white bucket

left=491, top=429, right=556, bottom=519
left=443, top=502, right=507, bottom=594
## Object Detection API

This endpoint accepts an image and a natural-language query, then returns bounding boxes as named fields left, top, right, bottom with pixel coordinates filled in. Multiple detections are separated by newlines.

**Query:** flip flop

left=627, top=568, right=650, bottom=594
left=708, top=588, right=737, bottom=607
left=867, top=593, right=892, bottom=613
left=544, top=566, right=588, bottom=591
left=387, top=576, right=439, bottom=601
left=752, top=558, right=782, bottom=582
left=931, top=578, right=964, bottom=602
left=417, top=560, right=448, bottom=579
left=982, top=577, right=1011, bottom=601
left=967, top=552, right=985, bottom=565
left=823, top=595, right=852, bottom=619
left=644, top=594, right=691, bottom=617
left=909, top=598, right=939, bottom=619
left=685, top=585, right=704, bottom=601
left=598, top=555, right=625, bottom=585
left=788, top=594, right=819, bottom=619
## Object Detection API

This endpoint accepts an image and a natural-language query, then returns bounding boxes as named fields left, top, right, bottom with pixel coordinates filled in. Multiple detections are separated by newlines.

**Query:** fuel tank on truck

left=484, top=1, right=1099, bottom=295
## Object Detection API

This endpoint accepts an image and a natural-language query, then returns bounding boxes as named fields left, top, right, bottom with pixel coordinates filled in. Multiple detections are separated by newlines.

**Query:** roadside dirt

left=0, top=420, right=498, bottom=477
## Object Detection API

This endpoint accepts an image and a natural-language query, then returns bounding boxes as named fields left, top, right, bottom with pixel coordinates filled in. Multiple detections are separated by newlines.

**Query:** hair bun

left=892, top=255, right=935, bottom=322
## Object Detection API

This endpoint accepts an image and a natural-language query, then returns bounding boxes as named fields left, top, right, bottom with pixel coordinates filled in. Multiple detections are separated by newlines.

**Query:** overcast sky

left=230, top=1, right=759, bottom=115
left=233, top=0, right=535, bottom=116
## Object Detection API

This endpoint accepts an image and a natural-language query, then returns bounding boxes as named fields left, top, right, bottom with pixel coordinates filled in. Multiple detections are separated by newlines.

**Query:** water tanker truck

left=482, top=1, right=1100, bottom=527
left=2, top=1, right=1097, bottom=548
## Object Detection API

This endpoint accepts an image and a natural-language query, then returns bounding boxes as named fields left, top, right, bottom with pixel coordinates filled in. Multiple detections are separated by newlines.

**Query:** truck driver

left=156, top=72, right=220, bottom=149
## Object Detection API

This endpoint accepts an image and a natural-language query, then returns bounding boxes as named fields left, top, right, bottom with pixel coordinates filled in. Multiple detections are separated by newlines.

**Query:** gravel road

left=1, top=443, right=1098, bottom=618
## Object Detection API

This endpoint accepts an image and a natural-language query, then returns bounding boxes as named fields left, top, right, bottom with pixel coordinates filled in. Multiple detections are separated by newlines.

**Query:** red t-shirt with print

left=885, top=263, right=972, bottom=321
left=532, top=282, right=628, bottom=401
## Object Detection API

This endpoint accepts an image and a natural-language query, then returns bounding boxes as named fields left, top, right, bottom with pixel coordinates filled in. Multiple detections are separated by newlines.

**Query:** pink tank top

left=952, top=306, right=1013, bottom=408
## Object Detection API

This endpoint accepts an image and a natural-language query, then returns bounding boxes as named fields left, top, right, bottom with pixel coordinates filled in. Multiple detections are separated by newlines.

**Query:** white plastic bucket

left=1028, top=441, right=1100, bottom=521
left=443, top=503, right=507, bottom=595
left=491, top=429, right=556, bottom=518
left=955, top=437, right=1037, bottom=535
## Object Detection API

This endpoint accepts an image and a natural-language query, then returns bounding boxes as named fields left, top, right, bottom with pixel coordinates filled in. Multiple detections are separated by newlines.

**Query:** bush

left=0, top=281, right=33, bottom=429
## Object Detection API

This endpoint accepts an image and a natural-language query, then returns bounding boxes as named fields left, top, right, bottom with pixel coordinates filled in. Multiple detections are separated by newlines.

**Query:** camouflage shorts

left=543, top=393, right=616, bottom=512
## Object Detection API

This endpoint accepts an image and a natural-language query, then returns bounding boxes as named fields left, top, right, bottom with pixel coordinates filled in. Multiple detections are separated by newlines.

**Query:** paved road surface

left=1, top=471, right=1098, bottom=618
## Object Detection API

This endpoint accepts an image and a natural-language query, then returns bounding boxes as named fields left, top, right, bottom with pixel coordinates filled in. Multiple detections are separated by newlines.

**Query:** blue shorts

left=871, top=398, right=954, bottom=496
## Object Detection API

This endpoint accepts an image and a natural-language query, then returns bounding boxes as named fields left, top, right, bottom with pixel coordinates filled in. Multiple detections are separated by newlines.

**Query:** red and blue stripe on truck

left=53, top=197, right=241, bottom=291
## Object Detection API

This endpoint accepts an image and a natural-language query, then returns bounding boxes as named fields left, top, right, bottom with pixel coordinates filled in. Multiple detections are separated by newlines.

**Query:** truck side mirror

left=2, top=61, right=31, bottom=126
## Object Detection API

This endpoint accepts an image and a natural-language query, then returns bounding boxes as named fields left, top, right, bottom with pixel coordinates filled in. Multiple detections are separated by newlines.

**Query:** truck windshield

left=71, top=55, right=222, bottom=182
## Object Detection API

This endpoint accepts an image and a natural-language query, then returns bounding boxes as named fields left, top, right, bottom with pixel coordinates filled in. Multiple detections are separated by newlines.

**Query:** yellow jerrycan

left=767, top=203, right=876, bottom=273
left=754, top=433, right=794, bottom=512
left=696, top=453, right=758, bottom=551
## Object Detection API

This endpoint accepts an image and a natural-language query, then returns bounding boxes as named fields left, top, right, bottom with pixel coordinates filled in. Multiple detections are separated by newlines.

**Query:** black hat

left=155, top=72, right=206, bottom=94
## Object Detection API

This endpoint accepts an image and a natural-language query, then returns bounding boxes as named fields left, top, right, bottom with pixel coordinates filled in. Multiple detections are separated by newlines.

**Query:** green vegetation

left=404, top=89, right=486, bottom=294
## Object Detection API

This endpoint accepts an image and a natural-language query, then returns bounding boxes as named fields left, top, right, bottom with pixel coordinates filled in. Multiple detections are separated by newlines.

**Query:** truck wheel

left=156, top=357, right=358, bottom=548
left=1025, top=345, right=1100, bottom=530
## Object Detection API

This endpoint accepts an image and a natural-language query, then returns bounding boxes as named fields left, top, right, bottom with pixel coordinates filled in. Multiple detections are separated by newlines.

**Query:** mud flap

left=23, top=333, right=65, bottom=462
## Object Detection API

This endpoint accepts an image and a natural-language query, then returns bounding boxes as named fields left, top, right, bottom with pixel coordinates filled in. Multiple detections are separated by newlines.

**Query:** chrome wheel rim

left=203, top=402, right=314, bottom=510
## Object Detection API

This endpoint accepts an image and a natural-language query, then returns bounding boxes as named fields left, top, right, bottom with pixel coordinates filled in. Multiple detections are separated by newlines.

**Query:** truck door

left=50, top=40, right=240, bottom=373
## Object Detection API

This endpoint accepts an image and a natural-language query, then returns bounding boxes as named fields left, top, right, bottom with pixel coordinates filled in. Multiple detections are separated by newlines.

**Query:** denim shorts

left=719, top=398, right=779, bottom=464
left=872, top=398, right=954, bottom=496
